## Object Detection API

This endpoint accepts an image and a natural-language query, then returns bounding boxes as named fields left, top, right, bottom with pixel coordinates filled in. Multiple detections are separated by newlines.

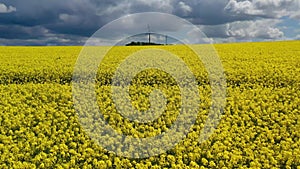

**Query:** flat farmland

left=0, top=41, right=299, bottom=168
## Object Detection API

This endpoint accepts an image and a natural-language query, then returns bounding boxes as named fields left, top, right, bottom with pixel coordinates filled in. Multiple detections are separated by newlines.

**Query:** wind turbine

left=147, top=24, right=151, bottom=44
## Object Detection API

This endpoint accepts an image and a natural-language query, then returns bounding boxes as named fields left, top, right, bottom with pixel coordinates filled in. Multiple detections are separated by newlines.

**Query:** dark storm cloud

left=0, top=0, right=108, bottom=45
left=0, top=0, right=105, bottom=34
left=0, top=0, right=299, bottom=45
left=0, top=25, right=47, bottom=39
left=0, top=0, right=230, bottom=40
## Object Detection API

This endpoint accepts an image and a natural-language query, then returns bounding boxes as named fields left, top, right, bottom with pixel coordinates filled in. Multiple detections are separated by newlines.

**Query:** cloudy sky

left=0, top=0, right=300, bottom=45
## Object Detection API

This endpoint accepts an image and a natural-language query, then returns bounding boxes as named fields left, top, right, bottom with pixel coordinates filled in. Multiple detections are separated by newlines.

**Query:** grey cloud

left=86, top=12, right=196, bottom=46
left=0, top=0, right=298, bottom=45
left=0, top=33, right=86, bottom=46
left=173, top=1, right=192, bottom=16
left=199, top=19, right=284, bottom=41
left=88, top=12, right=190, bottom=40
left=0, top=0, right=246, bottom=45
left=0, top=3, right=16, bottom=13
left=226, top=19, right=284, bottom=39
left=224, top=0, right=300, bottom=19
left=199, top=24, right=230, bottom=38
left=290, top=11, right=300, bottom=19
left=0, top=25, right=48, bottom=39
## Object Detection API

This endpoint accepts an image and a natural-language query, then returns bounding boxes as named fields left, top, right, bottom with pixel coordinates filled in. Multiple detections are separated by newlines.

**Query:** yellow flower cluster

left=0, top=41, right=299, bottom=168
